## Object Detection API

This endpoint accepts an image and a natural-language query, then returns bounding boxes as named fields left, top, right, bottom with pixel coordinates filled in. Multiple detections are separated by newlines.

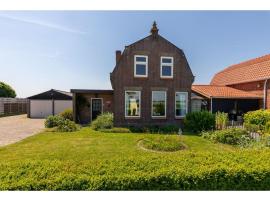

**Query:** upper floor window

left=160, top=56, right=173, bottom=78
left=134, top=55, right=148, bottom=77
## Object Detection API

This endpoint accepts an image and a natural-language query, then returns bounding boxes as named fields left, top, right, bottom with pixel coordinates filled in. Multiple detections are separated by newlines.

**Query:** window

left=160, top=56, right=173, bottom=78
left=175, top=92, right=188, bottom=117
left=125, top=91, right=141, bottom=117
left=134, top=55, right=148, bottom=77
left=152, top=91, right=166, bottom=118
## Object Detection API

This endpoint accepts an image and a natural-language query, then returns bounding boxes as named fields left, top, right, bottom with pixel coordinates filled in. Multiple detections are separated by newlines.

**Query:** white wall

left=54, top=100, right=72, bottom=115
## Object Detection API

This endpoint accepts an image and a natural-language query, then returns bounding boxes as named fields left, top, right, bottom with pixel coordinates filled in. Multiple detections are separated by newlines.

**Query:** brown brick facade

left=110, top=33, right=194, bottom=127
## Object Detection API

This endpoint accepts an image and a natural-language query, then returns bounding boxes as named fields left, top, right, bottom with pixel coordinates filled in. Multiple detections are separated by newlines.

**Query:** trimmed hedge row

left=1, top=151, right=270, bottom=190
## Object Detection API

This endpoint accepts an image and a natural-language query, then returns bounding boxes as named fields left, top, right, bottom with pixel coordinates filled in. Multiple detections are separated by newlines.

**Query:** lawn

left=0, top=127, right=270, bottom=190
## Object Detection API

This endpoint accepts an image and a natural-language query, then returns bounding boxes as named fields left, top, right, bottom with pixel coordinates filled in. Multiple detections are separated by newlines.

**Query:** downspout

left=264, top=79, right=269, bottom=109
left=210, top=97, right=213, bottom=113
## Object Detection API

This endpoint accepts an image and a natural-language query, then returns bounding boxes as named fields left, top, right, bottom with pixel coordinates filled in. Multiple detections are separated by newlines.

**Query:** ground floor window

left=152, top=91, right=166, bottom=117
left=125, top=91, right=141, bottom=117
left=191, top=99, right=202, bottom=112
left=175, top=92, right=188, bottom=117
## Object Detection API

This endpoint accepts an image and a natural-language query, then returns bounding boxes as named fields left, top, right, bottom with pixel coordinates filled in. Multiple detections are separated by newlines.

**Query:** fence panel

left=0, top=98, right=27, bottom=116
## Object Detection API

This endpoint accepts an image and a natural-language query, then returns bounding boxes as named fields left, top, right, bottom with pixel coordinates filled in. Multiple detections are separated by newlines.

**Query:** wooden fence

left=0, top=98, right=28, bottom=116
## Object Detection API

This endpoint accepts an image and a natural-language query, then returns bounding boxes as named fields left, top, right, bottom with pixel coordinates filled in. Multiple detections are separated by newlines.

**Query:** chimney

left=115, top=50, right=121, bottom=64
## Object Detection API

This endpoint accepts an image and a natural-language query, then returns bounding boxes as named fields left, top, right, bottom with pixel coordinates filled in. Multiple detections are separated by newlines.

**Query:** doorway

left=91, top=98, right=103, bottom=121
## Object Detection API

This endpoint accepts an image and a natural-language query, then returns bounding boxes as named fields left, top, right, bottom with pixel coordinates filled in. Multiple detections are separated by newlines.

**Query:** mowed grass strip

left=0, top=127, right=270, bottom=190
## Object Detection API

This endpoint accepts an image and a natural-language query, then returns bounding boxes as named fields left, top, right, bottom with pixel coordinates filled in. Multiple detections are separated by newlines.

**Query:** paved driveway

left=0, top=114, right=44, bottom=147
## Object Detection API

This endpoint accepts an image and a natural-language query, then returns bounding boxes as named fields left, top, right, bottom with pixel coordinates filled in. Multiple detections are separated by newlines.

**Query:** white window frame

left=151, top=91, right=167, bottom=118
left=160, top=56, right=174, bottom=78
left=125, top=90, right=141, bottom=118
left=134, top=55, right=148, bottom=78
left=175, top=92, right=188, bottom=118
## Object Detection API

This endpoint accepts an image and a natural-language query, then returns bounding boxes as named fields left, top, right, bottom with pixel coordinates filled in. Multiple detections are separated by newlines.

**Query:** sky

left=1, top=11, right=270, bottom=97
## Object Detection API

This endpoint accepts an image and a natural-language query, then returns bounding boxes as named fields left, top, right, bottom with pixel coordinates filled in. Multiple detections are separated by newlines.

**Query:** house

left=192, top=54, right=270, bottom=120
left=71, top=22, right=194, bottom=126
left=27, top=89, right=72, bottom=118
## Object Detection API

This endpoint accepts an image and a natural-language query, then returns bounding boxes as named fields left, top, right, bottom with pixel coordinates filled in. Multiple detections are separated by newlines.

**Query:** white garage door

left=54, top=100, right=72, bottom=115
left=30, top=100, right=53, bottom=118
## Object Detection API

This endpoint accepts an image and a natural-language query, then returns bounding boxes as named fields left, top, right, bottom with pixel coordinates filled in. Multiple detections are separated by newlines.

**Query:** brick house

left=192, top=54, right=270, bottom=121
left=71, top=22, right=194, bottom=126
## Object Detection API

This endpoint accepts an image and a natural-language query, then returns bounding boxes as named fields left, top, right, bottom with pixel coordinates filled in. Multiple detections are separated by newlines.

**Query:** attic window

left=160, top=56, right=173, bottom=78
left=134, top=55, right=148, bottom=77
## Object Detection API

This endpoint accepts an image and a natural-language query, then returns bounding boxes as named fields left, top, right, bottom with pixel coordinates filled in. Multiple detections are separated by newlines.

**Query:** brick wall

left=111, top=34, right=194, bottom=127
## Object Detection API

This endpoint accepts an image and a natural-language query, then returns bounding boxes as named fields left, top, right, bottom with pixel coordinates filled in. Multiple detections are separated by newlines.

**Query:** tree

left=0, top=82, right=16, bottom=98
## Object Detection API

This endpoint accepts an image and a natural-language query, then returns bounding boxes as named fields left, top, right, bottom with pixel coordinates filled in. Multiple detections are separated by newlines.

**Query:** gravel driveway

left=0, top=114, right=44, bottom=147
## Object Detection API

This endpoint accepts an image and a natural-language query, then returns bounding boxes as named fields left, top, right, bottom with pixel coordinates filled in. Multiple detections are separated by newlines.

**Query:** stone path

left=0, top=114, right=44, bottom=147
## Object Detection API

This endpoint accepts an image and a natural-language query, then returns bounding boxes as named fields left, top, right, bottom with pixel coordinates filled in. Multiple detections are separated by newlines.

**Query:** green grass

left=0, top=127, right=270, bottom=190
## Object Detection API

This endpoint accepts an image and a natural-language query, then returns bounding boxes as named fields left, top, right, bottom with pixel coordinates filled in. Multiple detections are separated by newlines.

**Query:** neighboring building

left=27, top=89, right=72, bottom=118
left=192, top=54, right=270, bottom=120
left=72, top=22, right=194, bottom=126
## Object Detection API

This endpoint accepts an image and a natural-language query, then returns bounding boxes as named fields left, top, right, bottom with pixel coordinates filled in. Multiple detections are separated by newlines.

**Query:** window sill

left=152, top=116, right=167, bottom=119
left=175, top=116, right=185, bottom=119
left=125, top=116, right=141, bottom=119
left=160, top=76, right=173, bottom=79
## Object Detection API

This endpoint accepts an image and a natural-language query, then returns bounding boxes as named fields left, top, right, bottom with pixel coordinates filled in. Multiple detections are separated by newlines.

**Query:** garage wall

left=54, top=100, right=72, bottom=115
left=30, top=100, right=52, bottom=118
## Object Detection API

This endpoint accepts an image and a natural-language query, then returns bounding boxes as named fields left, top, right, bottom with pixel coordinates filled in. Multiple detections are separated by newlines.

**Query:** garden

left=1, top=109, right=270, bottom=190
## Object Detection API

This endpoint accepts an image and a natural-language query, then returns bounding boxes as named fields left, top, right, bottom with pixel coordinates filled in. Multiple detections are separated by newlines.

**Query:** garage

left=27, top=89, right=72, bottom=118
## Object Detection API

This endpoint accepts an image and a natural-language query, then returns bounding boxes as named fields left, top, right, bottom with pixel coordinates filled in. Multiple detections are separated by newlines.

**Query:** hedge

left=1, top=151, right=270, bottom=190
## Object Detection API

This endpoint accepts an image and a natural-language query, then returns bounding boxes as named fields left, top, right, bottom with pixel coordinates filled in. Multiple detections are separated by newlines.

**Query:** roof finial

left=150, top=21, right=159, bottom=37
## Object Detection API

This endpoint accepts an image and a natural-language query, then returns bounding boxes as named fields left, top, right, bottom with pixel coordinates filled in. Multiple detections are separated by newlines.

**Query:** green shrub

left=215, top=112, right=228, bottom=130
left=184, top=111, right=215, bottom=133
left=99, top=127, right=131, bottom=133
left=244, top=110, right=270, bottom=133
left=44, top=115, right=64, bottom=128
left=59, top=109, right=73, bottom=121
left=140, top=135, right=185, bottom=152
left=91, top=112, right=113, bottom=130
left=57, top=119, right=80, bottom=132
left=202, top=128, right=250, bottom=146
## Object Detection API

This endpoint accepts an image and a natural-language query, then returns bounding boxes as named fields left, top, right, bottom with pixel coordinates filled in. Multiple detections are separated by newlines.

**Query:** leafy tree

left=0, top=82, right=16, bottom=98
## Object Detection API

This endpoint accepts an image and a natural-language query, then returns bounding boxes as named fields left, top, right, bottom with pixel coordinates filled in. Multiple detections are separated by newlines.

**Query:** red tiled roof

left=210, top=54, right=270, bottom=85
left=192, top=85, right=262, bottom=99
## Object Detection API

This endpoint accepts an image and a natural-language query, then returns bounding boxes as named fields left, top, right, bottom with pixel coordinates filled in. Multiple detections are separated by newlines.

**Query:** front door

left=91, top=99, right=102, bottom=121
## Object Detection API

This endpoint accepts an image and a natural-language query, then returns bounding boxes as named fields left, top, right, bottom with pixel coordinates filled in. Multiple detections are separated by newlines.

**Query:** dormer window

left=160, top=56, right=173, bottom=78
left=134, top=55, right=148, bottom=77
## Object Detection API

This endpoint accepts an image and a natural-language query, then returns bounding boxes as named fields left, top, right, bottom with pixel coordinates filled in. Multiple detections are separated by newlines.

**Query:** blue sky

left=1, top=11, right=270, bottom=97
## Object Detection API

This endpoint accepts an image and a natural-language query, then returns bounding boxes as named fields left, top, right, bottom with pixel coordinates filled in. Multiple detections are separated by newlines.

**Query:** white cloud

left=0, top=14, right=87, bottom=35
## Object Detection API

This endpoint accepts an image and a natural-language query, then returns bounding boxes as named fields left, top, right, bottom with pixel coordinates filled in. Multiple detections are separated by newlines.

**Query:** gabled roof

left=192, top=85, right=262, bottom=99
left=28, top=89, right=72, bottom=100
left=211, top=54, right=270, bottom=86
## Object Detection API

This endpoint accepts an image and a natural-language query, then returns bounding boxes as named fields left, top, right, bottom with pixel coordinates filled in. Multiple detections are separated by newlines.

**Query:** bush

left=215, top=112, right=228, bottom=130
left=244, top=110, right=270, bottom=132
left=44, top=115, right=64, bottom=128
left=184, top=111, right=215, bottom=133
left=59, top=109, right=73, bottom=121
left=91, top=112, right=113, bottom=130
left=202, top=128, right=250, bottom=146
left=140, top=135, right=185, bottom=152
left=99, top=127, right=131, bottom=133
left=57, top=119, right=80, bottom=132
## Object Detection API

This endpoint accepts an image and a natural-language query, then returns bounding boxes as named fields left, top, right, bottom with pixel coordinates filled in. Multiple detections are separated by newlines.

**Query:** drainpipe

left=210, top=97, right=213, bottom=113
left=264, top=79, right=269, bottom=109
